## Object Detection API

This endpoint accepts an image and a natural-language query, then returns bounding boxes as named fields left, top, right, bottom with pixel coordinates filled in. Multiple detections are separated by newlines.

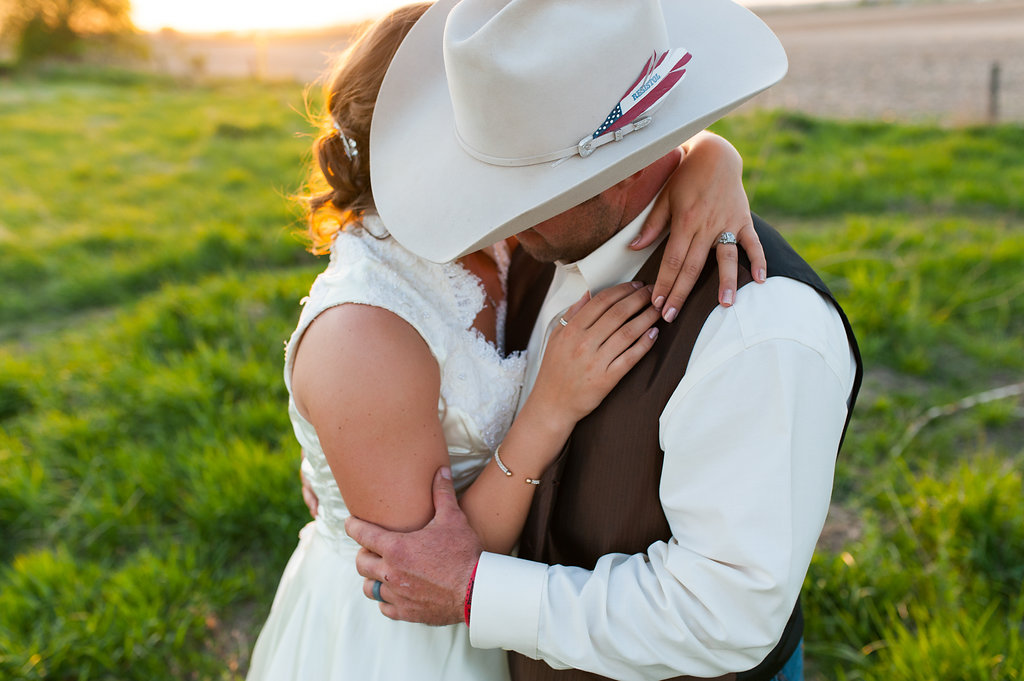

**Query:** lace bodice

left=283, top=216, right=527, bottom=543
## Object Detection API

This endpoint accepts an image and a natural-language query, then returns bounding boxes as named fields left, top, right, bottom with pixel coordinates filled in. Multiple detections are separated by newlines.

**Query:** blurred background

left=1, top=0, right=1022, bottom=679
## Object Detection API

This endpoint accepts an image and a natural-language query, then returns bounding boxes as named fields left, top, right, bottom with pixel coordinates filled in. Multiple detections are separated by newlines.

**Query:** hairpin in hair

left=332, top=120, right=358, bottom=160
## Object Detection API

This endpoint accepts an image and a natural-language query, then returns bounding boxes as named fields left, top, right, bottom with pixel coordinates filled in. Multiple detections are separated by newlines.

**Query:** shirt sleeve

left=469, top=278, right=856, bottom=680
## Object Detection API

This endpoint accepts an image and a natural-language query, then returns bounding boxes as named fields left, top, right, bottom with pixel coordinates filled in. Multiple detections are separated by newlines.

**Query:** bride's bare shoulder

left=291, top=303, right=439, bottom=420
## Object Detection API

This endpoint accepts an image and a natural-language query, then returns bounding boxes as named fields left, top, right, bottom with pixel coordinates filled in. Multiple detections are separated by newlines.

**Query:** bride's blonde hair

left=302, top=3, right=431, bottom=254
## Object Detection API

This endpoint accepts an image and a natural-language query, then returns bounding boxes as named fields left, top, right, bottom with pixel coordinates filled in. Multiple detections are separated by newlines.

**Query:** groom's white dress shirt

left=469, top=204, right=857, bottom=680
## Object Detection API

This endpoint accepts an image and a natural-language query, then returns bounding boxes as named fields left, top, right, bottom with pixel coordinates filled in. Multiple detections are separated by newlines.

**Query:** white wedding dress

left=247, top=216, right=525, bottom=680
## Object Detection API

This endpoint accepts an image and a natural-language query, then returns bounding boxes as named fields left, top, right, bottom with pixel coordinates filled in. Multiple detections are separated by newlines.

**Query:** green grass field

left=1, top=68, right=1022, bottom=680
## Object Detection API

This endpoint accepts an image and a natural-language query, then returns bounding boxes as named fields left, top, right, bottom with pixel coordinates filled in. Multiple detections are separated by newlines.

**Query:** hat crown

left=443, top=0, right=670, bottom=162
left=370, top=0, right=788, bottom=262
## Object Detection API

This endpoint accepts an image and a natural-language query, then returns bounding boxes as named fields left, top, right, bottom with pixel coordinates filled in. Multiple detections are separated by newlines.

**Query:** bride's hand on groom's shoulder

left=630, top=131, right=767, bottom=319
left=346, top=467, right=480, bottom=626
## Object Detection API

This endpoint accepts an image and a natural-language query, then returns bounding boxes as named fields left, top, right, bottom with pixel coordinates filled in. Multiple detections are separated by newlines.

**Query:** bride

left=246, top=4, right=765, bottom=679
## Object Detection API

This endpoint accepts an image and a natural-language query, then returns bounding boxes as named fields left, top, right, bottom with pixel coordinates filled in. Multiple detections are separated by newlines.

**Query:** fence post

left=988, top=61, right=1001, bottom=124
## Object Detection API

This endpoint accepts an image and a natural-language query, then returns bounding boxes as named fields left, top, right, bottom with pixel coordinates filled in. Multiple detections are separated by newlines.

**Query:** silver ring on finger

left=558, top=316, right=569, bottom=327
left=372, top=579, right=386, bottom=603
left=717, top=231, right=737, bottom=246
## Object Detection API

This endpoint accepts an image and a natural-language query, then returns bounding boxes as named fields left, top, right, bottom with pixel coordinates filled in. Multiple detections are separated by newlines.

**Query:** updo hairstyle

left=304, top=3, right=431, bottom=254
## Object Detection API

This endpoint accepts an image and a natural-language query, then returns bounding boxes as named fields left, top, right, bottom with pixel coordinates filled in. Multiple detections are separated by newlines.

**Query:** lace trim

left=284, top=222, right=527, bottom=533
left=439, top=238, right=526, bottom=452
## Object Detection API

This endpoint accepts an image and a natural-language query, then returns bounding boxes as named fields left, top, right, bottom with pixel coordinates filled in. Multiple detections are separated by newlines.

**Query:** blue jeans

left=769, top=640, right=803, bottom=681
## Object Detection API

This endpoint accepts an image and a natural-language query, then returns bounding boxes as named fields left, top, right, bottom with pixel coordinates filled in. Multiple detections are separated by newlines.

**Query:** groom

left=346, top=1, right=862, bottom=680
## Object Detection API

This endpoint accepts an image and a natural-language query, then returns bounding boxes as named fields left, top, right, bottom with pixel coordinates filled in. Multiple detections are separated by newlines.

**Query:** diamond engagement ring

left=717, top=231, right=738, bottom=246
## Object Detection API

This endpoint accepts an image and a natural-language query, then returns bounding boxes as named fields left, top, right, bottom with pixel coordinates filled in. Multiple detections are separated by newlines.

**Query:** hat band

left=455, top=115, right=656, bottom=168
left=454, top=48, right=691, bottom=168
left=455, top=129, right=581, bottom=167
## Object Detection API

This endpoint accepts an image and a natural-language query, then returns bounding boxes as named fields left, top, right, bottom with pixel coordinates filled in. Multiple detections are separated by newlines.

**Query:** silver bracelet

left=493, top=445, right=541, bottom=485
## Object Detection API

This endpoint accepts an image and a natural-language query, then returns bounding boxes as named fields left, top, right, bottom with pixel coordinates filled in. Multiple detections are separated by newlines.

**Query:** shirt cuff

left=468, top=551, right=547, bottom=656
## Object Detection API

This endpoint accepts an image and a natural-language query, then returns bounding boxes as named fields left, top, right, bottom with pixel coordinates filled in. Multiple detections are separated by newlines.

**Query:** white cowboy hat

left=370, top=0, right=787, bottom=263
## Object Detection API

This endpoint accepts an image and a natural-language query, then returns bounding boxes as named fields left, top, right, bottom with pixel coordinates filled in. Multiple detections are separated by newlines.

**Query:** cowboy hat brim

left=370, top=0, right=787, bottom=263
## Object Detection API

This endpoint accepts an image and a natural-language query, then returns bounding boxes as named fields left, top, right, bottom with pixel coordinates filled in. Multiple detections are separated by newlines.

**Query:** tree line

left=0, top=0, right=134, bottom=63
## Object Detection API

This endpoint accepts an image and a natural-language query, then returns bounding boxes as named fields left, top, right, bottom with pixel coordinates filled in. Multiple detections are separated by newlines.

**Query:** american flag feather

left=591, top=48, right=692, bottom=140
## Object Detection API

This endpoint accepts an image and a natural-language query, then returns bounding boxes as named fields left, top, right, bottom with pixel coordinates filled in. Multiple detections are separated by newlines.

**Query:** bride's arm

left=292, top=304, right=449, bottom=532
left=292, top=282, right=660, bottom=550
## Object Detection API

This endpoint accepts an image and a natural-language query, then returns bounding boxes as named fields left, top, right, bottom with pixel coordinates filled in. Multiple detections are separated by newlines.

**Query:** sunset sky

left=130, top=0, right=805, bottom=34
left=131, top=0, right=412, bottom=33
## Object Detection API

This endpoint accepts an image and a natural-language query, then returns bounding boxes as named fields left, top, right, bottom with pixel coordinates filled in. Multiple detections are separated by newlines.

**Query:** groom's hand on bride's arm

left=346, top=466, right=482, bottom=626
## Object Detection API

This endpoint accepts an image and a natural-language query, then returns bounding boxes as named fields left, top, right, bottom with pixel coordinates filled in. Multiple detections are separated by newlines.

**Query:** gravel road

left=752, top=0, right=1024, bottom=122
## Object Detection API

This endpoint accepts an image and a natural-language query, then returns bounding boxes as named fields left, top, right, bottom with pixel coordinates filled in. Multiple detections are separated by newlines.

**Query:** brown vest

left=503, top=215, right=862, bottom=681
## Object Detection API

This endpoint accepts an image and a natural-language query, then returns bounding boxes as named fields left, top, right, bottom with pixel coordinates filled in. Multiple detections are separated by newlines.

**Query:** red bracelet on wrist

left=464, top=559, right=480, bottom=627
